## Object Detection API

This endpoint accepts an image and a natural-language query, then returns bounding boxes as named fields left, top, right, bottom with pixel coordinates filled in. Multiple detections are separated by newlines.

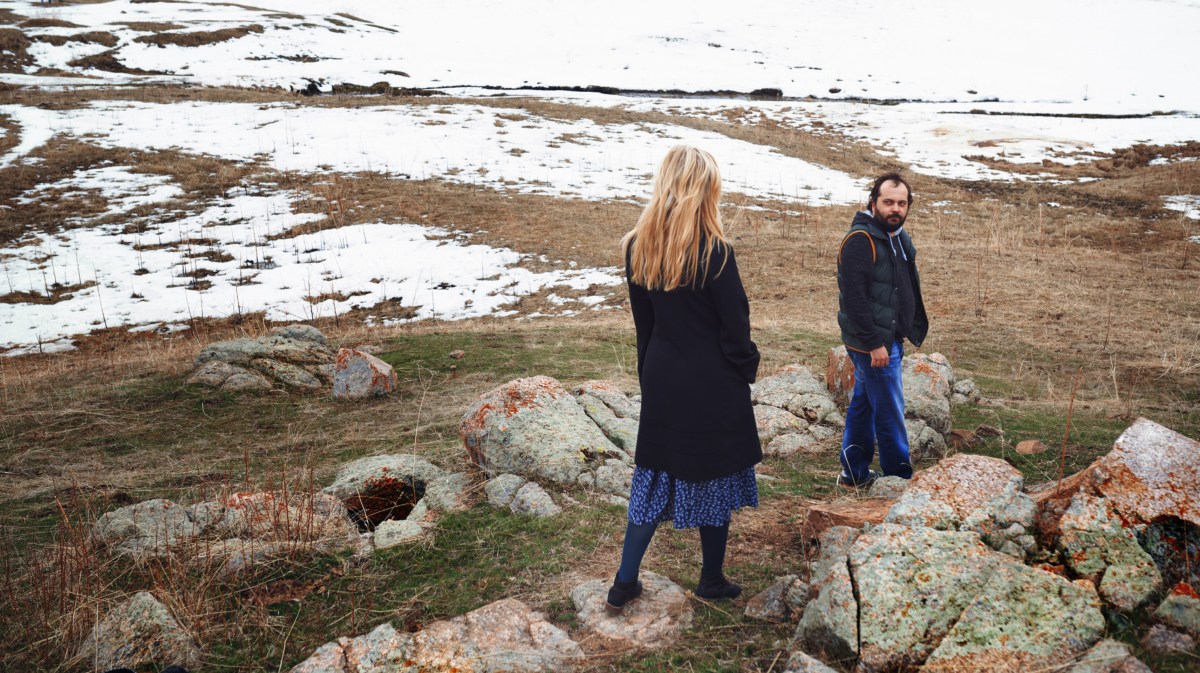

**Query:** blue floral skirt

left=627, top=465, right=758, bottom=529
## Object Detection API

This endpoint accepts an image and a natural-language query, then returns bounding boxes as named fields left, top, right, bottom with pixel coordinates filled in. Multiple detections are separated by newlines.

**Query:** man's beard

left=874, top=210, right=906, bottom=232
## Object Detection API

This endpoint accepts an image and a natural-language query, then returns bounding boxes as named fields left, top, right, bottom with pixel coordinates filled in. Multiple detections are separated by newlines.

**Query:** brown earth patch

left=67, top=49, right=171, bottom=74
left=0, top=280, right=98, bottom=305
left=32, top=31, right=120, bottom=48
left=18, top=18, right=83, bottom=29
left=113, top=21, right=186, bottom=31
left=134, top=23, right=264, bottom=48
left=0, top=27, right=34, bottom=74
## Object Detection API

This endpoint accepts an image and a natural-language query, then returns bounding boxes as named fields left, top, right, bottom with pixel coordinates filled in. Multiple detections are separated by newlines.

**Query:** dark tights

left=616, top=520, right=730, bottom=582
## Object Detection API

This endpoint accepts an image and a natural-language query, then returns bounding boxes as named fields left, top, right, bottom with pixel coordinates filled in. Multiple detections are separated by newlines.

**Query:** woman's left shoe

left=605, top=574, right=644, bottom=616
left=695, top=573, right=742, bottom=600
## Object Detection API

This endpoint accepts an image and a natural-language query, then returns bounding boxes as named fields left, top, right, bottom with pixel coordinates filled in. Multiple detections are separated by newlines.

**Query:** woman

left=607, top=145, right=761, bottom=615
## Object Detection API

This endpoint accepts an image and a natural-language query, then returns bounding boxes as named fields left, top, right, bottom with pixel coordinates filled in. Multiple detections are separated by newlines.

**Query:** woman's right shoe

left=695, top=573, right=742, bottom=600
left=605, top=574, right=644, bottom=615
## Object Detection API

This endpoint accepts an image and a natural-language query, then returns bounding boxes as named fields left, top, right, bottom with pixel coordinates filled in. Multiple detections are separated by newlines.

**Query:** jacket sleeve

left=840, top=234, right=885, bottom=350
left=626, top=262, right=654, bottom=380
left=709, top=244, right=760, bottom=383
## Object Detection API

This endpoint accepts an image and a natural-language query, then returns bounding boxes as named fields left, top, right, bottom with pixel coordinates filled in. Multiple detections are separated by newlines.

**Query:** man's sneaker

left=836, top=469, right=879, bottom=489
left=605, top=574, right=643, bottom=616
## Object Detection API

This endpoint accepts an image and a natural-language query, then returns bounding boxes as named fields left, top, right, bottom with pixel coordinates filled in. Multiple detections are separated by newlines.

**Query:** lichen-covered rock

left=923, top=561, right=1105, bottom=672
left=573, top=380, right=641, bottom=421
left=795, top=544, right=857, bottom=663
left=270, top=324, right=328, bottom=344
left=185, top=360, right=245, bottom=387
left=902, top=352, right=954, bottom=435
left=574, top=392, right=638, bottom=452
left=217, top=491, right=358, bottom=544
left=510, top=482, right=561, bottom=517
left=322, top=454, right=446, bottom=500
left=1059, top=639, right=1154, bottom=673
left=1141, top=624, right=1195, bottom=655
left=1140, top=518, right=1200, bottom=589
left=886, top=489, right=960, bottom=530
left=1154, top=585, right=1200, bottom=638
left=868, top=475, right=910, bottom=499
left=961, top=478, right=1038, bottom=560
left=187, top=500, right=225, bottom=534
left=766, top=431, right=826, bottom=456
left=92, top=499, right=198, bottom=551
left=593, top=459, right=633, bottom=496
left=484, top=474, right=526, bottom=507
left=782, top=650, right=840, bottom=673
left=571, top=571, right=692, bottom=648
left=332, top=348, right=397, bottom=399
left=249, top=357, right=321, bottom=388
left=222, top=369, right=273, bottom=391
left=290, top=599, right=582, bottom=673
left=373, top=519, right=426, bottom=549
left=899, top=454, right=1024, bottom=525
left=752, top=364, right=840, bottom=425
left=851, top=524, right=1005, bottom=672
left=460, top=376, right=629, bottom=488
left=195, top=337, right=272, bottom=366
left=423, top=472, right=473, bottom=512
left=755, top=404, right=808, bottom=443
left=953, top=378, right=981, bottom=405
left=1058, top=492, right=1161, bottom=611
left=77, top=591, right=202, bottom=671
left=745, top=575, right=807, bottom=622
left=906, top=418, right=948, bottom=462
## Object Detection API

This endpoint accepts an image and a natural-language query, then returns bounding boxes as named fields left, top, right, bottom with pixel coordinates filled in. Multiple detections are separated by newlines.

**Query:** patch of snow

left=1163, top=195, right=1200, bottom=220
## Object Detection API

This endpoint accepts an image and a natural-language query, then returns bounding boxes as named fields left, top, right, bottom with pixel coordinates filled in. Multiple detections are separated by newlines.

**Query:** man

left=835, top=173, right=928, bottom=488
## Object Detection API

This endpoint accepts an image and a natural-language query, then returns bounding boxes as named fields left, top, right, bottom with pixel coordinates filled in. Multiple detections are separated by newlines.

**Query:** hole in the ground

left=346, top=476, right=426, bottom=531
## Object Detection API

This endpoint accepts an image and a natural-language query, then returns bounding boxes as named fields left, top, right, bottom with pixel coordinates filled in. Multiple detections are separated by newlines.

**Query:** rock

left=952, top=378, right=981, bottom=404
left=571, top=571, right=692, bottom=648
left=745, top=575, right=807, bottom=622
left=449, top=349, right=466, bottom=359
left=92, top=499, right=198, bottom=551
left=975, top=423, right=1004, bottom=438
left=484, top=474, right=526, bottom=507
left=782, top=650, right=839, bottom=673
left=332, top=348, right=397, bottom=399
left=218, top=491, right=358, bottom=544
left=196, top=334, right=334, bottom=368
left=897, top=454, right=1024, bottom=525
left=77, top=591, right=202, bottom=671
left=902, top=353, right=954, bottom=435
left=1057, top=492, right=1161, bottom=611
left=405, top=498, right=429, bottom=522
left=1059, top=639, right=1154, bottom=673
left=906, top=418, right=947, bottom=462
left=423, top=472, right=473, bottom=512
left=573, top=380, right=641, bottom=420
left=755, top=404, right=808, bottom=443
left=270, top=324, right=328, bottom=344
left=766, top=432, right=818, bottom=456
left=1016, top=439, right=1048, bottom=455
left=868, top=475, right=909, bottom=499
left=195, top=337, right=271, bottom=366
left=187, top=500, right=225, bottom=534
left=1154, top=585, right=1200, bottom=638
left=825, top=346, right=854, bottom=404
left=948, top=428, right=980, bottom=450
left=961, top=478, right=1038, bottom=559
left=593, top=459, right=633, bottom=496
left=290, top=599, right=582, bottom=673
left=1139, top=518, right=1200, bottom=589
left=851, top=524, right=1006, bottom=671
left=373, top=519, right=426, bottom=549
left=1093, top=418, right=1200, bottom=527
left=574, top=392, right=638, bottom=452
left=203, top=537, right=291, bottom=575
left=752, top=365, right=840, bottom=425
left=800, top=499, right=893, bottom=543
left=185, top=360, right=245, bottom=387
left=510, top=482, right=561, bottom=517
left=604, top=495, right=629, bottom=507
left=460, top=376, right=629, bottom=488
left=323, top=454, right=444, bottom=500
left=1141, top=624, right=1195, bottom=655
left=886, top=490, right=960, bottom=530
left=795, top=541, right=857, bottom=663
left=922, top=560, right=1105, bottom=672
left=249, top=357, right=322, bottom=388
left=222, top=369, right=273, bottom=391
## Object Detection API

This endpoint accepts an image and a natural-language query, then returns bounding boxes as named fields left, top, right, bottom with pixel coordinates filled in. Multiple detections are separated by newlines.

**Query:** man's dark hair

left=867, top=172, right=914, bottom=210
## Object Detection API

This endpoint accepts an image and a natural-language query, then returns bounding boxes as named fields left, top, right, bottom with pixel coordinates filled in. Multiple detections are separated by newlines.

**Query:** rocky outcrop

left=571, top=571, right=693, bottom=648
left=188, top=325, right=335, bottom=392
left=460, top=376, right=632, bottom=492
left=290, top=599, right=583, bottom=673
left=1057, top=492, right=1162, bottom=610
left=92, top=499, right=198, bottom=556
left=745, top=575, right=808, bottom=622
left=76, top=591, right=202, bottom=672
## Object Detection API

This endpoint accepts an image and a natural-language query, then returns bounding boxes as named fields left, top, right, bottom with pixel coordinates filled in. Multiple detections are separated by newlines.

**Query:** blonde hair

left=621, top=145, right=728, bottom=291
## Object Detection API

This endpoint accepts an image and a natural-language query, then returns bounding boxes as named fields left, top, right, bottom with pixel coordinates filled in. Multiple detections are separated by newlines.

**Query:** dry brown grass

left=18, top=18, right=83, bottom=29
left=112, top=21, right=185, bottom=31
left=66, top=49, right=169, bottom=75
left=134, top=23, right=264, bottom=48
left=0, top=27, right=33, bottom=74
left=31, top=30, right=120, bottom=48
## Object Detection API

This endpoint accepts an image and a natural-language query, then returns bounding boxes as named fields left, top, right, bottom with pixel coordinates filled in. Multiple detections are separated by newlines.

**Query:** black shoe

left=695, top=574, right=742, bottom=600
left=836, top=469, right=879, bottom=489
left=161, top=667, right=190, bottom=673
left=605, top=574, right=643, bottom=615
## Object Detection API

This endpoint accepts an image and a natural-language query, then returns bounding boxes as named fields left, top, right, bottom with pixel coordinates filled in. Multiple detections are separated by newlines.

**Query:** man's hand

left=870, top=346, right=889, bottom=367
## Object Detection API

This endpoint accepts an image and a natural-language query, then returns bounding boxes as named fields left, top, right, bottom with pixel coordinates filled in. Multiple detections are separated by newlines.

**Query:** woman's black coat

left=627, top=241, right=762, bottom=482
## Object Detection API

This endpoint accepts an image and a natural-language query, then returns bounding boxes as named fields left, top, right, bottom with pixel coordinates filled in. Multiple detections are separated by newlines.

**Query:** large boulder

left=795, top=530, right=859, bottom=663
left=901, top=352, right=954, bottom=436
left=189, top=329, right=336, bottom=391
left=1057, top=492, right=1161, bottom=611
left=332, top=348, right=397, bottom=399
left=290, top=598, right=583, bottom=673
left=322, top=454, right=445, bottom=525
left=571, top=571, right=693, bottom=648
left=460, top=376, right=630, bottom=492
left=752, top=365, right=841, bottom=425
left=92, top=499, right=198, bottom=555
left=77, top=591, right=202, bottom=671
left=572, top=385, right=639, bottom=453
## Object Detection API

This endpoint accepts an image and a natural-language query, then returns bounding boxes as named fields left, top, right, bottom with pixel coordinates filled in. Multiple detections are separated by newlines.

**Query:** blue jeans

left=840, top=340, right=913, bottom=481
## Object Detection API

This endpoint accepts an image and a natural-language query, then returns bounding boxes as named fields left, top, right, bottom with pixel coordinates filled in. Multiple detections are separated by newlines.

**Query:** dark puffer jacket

left=836, top=211, right=928, bottom=352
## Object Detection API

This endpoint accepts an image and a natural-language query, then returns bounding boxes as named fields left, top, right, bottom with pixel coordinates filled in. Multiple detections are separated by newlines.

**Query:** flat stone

left=923, top=561, right=1105, bottom=673
left=1141, top=624, right=1195, bottom=655
left=484, top=473, right=527, bottom=507
left=510, top=482, right=561, bottom=517
left=799, top=498, right=893, bottom=544
left=1094, top=418, right=1200, bottom=527
left=1058, top=639, right=1154, bottom=673
left=900, top=453, right=1024, bottom=524
left=374, top=519, right=426, bottom=549
left=571, top=571, right=692, bottom=649
left=755, top=404, right=808, bottom=443
left=76, top=591, right=201, bottom=671
left=868, top=475, right=909, bottom=499
left=1016, top=439, right=1048, bottom=455
left=782, top=650, right=839, bottom=673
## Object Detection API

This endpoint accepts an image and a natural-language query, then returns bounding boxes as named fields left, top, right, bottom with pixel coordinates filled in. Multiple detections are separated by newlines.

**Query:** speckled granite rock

left=795, top=528, right=860, bottom=662
left=92, top=499, right=198, bottom=553
left=782, top=650, right=839, bottom=673
left=77, top=591, right=201, bottom=671
left=1154, top=585, right=1200, bottom=638
left=1058, top=639, right=1154, bottom=673
left=755, top=404, right=808, bottom=443
left=510, top=482, right=561, bottom=517
left=484, top=473, right=527, bottom=507
left=460, top=376, right=630, bottom=488
left=571, top=571, right=692, bottom=648
left=1058, top=492, right=1161, bottom=611
left=332, top=348, right=397, bottom=399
